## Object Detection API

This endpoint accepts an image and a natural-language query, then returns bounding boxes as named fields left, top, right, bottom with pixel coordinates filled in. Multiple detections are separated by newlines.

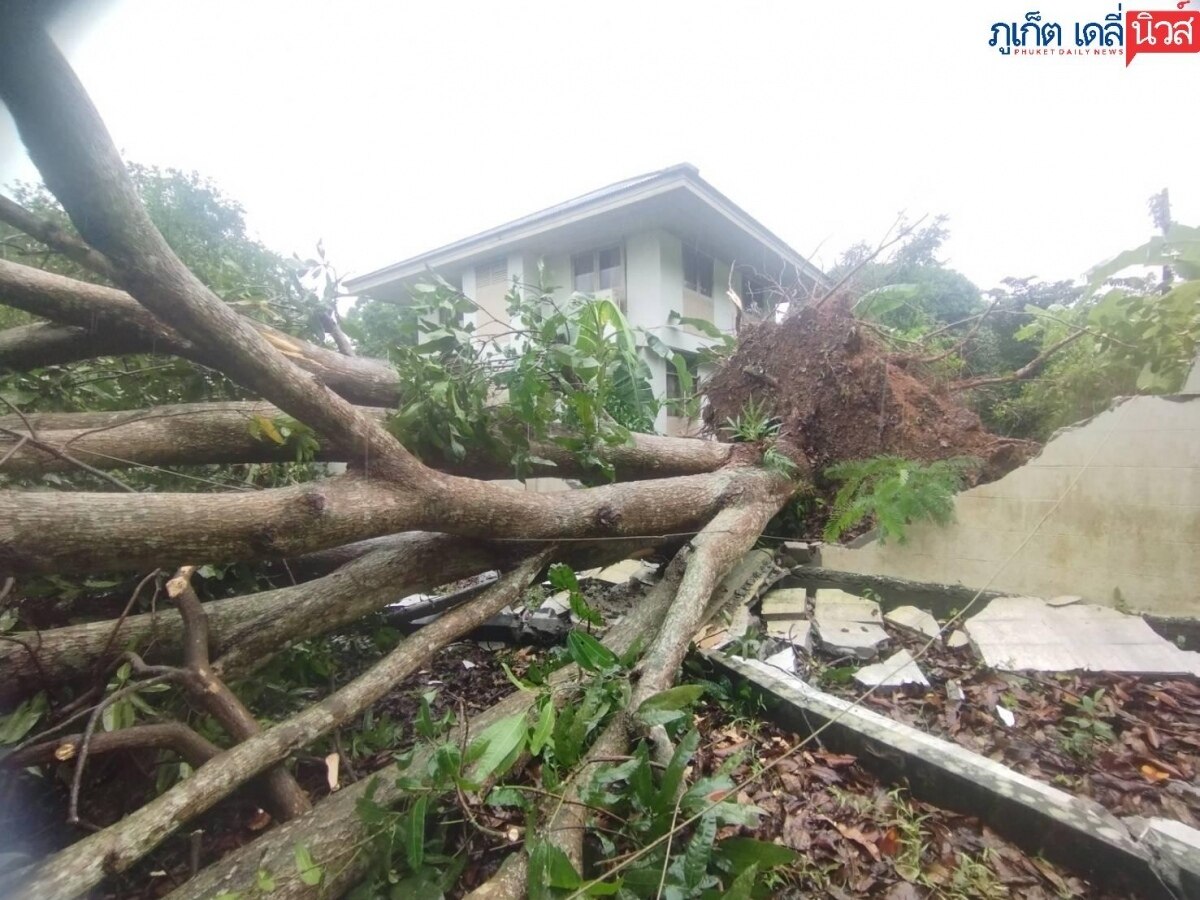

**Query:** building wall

left=821, top=395, right=1200, bottom=618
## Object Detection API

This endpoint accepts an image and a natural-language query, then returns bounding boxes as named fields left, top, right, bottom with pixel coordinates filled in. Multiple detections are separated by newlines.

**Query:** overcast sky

left=1, top=0, right=1195, bottom=291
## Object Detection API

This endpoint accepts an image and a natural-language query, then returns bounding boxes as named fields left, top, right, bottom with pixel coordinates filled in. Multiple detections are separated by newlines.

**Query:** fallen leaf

left=834, top=822, right=881, bottom=861
left=877, top=826, right=900, bottom=858
left=325, top=752, right=340, bottom=791
left=247, top=808, right=272, bottom=831
left=1140, top=763, right=1170, bottom=782
left=54, top=741, right=77, bottom=761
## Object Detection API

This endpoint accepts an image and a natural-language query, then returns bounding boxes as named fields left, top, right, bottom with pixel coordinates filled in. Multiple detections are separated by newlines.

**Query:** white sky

left=1, top=0, right=1196, bottom=291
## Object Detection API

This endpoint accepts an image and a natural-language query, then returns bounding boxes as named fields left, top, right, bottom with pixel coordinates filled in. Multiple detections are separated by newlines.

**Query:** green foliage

left=720, top=395, right=778, bottom=443
left=837, top=218, right=984, bottom=335
left=823, top=455, right=977, bottom=543
left=372, top=276, right=661, bottom=480
left=0, top=691, right=47, bottom=746
left=1059, top=689, right=1116, bottom=762
left=548, top=562, right=603, bottom=627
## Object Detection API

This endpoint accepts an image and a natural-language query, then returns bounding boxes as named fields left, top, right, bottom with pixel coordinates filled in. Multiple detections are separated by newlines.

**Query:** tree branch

left=12, top=552, right=551, bottom=899
left=952, top=329, right=1086, bottom=391
left=0, top=400, right=735, bottom=481
left=0, top=24, right=421, bottom=480
left=0, top=258, right=404, bottom=405
left=0, top=467, right=773, bottom=576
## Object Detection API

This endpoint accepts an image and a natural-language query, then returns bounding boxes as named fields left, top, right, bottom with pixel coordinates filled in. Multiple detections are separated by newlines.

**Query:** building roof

left=345, top=163, right=827, bottom=295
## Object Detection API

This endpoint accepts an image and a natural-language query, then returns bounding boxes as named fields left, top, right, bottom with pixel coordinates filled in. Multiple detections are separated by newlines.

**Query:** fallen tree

left=0, top=11, right=1056, bottom=899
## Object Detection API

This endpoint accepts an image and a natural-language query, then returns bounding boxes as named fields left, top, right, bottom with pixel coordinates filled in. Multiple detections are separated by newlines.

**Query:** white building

left=345, top=163, right=825, bottom=434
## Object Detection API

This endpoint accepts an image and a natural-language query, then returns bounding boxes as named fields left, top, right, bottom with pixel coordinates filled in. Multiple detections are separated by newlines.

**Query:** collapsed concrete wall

left=821, top=394, right=1200, bottom=618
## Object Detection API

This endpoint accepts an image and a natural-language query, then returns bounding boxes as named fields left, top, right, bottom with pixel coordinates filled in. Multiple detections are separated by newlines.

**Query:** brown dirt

left=703, top=302, right=1035, bottom=482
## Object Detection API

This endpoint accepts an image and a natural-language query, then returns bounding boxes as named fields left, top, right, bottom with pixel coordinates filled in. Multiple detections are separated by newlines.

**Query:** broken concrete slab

left=765, top=618, right=813, bottom=654
left=537, top=590, right=571, bottom=617
left=761, top=588, right=808, bottom=620
left=815, top=620, right=889, bottom=659
left=854, top=649, right=929, bottom=689
left=1047, top=595, right=1083, bottom=607
left=884, top=605, right=941, bottom=639
left=703, top=650, right=1182, bottom=897
left=814, top=589, right=882, bottom=623
left=813, top=589, right=888, bottom=659
left=964, top=596, right=1200, bottom=676
left=593, top=559, right=658, bottom=585
left=946, top=630, right=970, bottom=649
left=763, top=645, right=796, bottom=674
left=1124, top=816, right=1200, bottom=895
left=778, top=540, right=816, bottom=567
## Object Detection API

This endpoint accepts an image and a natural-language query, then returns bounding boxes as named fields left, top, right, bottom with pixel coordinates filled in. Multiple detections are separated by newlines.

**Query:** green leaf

left=529, top=699, right=555, bottom=756
left=655, top=729, right=700, bottom=818
left=528, top=840, right=582, bottom=896
left=683, top=813, right=718, bottom=889
left=255, top=868, right=277, bottom=892
left=293, top=843, right=323, bottom=886
left=406, top=794, right=427, bottom=871
left=566, top=630, right=620, bottom=673
left=251, top=414, right=285, bottom=445
left=719, top=862, right=759, bottom=900
left=0, top=692, right=47, bottom=745
left=717, top=837, right=798, bottom=873
left=467, top=713, right=528, bottom=783
left=638, top=685, right=704, bottom=716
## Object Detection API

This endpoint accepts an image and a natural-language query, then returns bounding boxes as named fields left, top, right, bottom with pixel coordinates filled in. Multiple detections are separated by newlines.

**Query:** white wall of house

left=449, top=229, right=742, bottom=435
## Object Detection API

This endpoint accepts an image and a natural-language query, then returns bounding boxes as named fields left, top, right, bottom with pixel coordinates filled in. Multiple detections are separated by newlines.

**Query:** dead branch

left=12, top=553, right=550, bottom=899
left=952, top=329, right=1087, bottom=391
left=0, top=258, right=404, bottom=406
left=165, top=566, right=311, bottom=821
left=0, top=192, right=118, bottom=279
left=167, top=557, right=686, bottom=900
left=3, top=722, right=220, bottom=770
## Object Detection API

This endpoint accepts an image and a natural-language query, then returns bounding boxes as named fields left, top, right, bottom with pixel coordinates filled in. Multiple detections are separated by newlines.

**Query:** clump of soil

left=704, top=302, right=1035, bottom=482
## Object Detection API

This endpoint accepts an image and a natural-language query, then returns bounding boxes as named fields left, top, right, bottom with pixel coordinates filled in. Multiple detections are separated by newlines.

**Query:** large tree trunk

left=0, top=12, right=805, bottom=899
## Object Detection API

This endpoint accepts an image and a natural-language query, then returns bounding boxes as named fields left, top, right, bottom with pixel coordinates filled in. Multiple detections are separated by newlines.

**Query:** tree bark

left=10, top=554, right=550, bottom=900
left=0, top=258, right=404, bottom=405
left=0, top=320, right=150, bottom=370
left=0, top=533, right=512, bottom=700
left=3, top=722, right=219, bottom=770
left=164, top=560, right=686, bottom=900
left=0, top=467, right=770, bottom=576
left=0, top=400, right=734, bottom=480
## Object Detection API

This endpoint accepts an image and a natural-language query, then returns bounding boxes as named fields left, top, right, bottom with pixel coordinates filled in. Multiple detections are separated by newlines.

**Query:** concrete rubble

left=812, top=589, right=890, bottom=659
left=884, top=605, right=941, bottom=639
left=591, top=558, right=660, bottom=585
left=761, top=588, right=808, bottom=621
left=946, top=629, right=970, bottom=649
left=963, top=595, right=1200, bottom=676
left=853, top=648, right=929, bottom=689
left=763, top=645, right=797, bottom=674
left=765, top=618, right=813, bottom=654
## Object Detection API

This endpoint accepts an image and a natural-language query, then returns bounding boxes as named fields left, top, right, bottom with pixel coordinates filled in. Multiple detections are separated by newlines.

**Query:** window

left=742, top=274, right=774, bottom=313
left=682, top=245, right=713, bottom=297
left=475, top=257, right=508, bottom=288
left=665, top=353, right=700, bottom=402
left=572, top=245, right=623, bottom=295
left=571, top=251, right=594, bottom=293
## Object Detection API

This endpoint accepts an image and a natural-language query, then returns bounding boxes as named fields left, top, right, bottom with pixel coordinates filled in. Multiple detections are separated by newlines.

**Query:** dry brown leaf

left=54, top=741, right=77, bottom=761
left=835, top=822, right=882, bottom=861
left=1140, top=763, right=1170, bottom=782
